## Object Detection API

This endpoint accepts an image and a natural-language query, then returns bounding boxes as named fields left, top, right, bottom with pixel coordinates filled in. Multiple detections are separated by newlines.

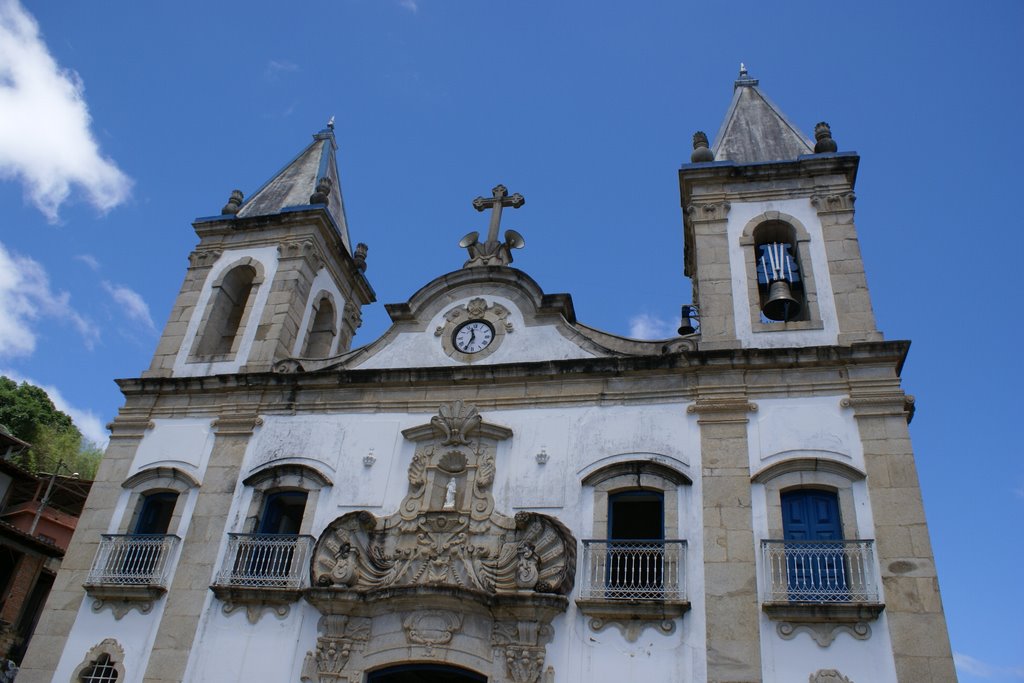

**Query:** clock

left=453, top=320, right=494, bottom=354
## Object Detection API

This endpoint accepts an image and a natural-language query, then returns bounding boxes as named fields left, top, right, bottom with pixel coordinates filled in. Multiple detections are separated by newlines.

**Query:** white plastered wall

left=182, top=401, right=708, bottom=683
left=353, top=294, right=597, bottom=369
left=727, top=198, right=840, bottom=348
left=290, top=267, right=348, bottom=358
left=51, top=419, right=215, bottom=683
left=173, top=247, right=280, bottom=377
left=748, top=396, right=898, bottom=682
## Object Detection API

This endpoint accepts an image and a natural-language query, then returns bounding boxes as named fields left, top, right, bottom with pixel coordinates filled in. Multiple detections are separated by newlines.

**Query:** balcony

left=760, top=539, right=885, bottom=646
left=83, top=534, right=181, bottom=617
left=210, top=533, right=314, bottom=622
left=575, top=540, right=689, bottom=641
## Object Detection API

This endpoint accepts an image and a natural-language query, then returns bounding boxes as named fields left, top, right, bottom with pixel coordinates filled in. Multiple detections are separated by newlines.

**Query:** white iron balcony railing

left=215, top=533, right=314, bottom=590
left=87, top=534, right=180, bottom=587
left=579, top=539, right=686, bottom=601
left=761, top=539, right=878, bottom=603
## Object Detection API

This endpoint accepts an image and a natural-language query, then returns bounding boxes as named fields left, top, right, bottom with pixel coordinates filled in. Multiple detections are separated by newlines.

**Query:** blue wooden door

left=781, top=490, right=844, bottom=600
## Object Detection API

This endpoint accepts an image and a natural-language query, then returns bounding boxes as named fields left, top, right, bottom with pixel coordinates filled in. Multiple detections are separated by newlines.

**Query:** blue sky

left=0, top=0, right=1021, bottom=679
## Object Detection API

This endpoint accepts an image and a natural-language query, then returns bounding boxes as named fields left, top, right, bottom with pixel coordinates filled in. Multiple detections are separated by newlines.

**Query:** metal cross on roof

left=459, top=184, right=527, bottom=268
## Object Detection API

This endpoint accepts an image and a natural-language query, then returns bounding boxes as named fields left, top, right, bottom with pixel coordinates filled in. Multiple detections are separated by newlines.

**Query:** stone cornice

left=112, top=341, right=913, bottom=417
left=679, top=153, right=860, bottom=206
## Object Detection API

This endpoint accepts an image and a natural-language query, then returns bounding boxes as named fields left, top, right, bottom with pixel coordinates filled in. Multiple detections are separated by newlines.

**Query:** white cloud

left=265, top=59, right=299, bottom=81
left=628, top=313, right=676, bottom=340
left=954, top=652, right=1024, bottom=680
left=0, top=369, right=107, bottom=447
left=399, top=0, right=418, bottom=12
left=0, top=241, right=99, bottom=357
left=102, top=281, right=156, bottom=332
left=0, top=0, right=132, bottom=222
left=75, top=253, right=100, bottom=271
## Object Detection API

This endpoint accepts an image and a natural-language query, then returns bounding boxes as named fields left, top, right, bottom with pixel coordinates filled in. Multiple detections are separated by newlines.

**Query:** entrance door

left=607, top=490, right=664, bottom=597
left=367, top=664, right=487, bottom=683
left=781, top=489, right=844, bottom=600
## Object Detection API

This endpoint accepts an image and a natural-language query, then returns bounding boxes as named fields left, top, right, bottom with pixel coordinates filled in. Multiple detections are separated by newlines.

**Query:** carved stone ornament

left=810, top=670, right=854, bottom=683
left=187, top=249, right=222, bottom=268
left=220, top=598, right=290, bottom=624
left=300, top=615, right=371, bottom=683
left=810, top=192, right=856, bottom=212
left=435, top=298, right=514, bottom=363
left=777, top=620, right=871, bottom=647
left=306, top=402, right=575, bottom=682
left=685, top=200, right=731, bottom=223
left=403, top=610, right=464, bottom=654
left=90, top=596, right=154, bottom=620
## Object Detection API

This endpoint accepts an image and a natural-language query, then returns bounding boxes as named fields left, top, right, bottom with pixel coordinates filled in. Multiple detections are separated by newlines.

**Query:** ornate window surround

left=576, top=457, right=693, bottom=642
left=240, top=462, right=332, bottom=535
left=210, top=462, right=332, bottom=622
left=83, top=467, right=197, bottom=618
left=187, top=256, right=267, bottom=363
left=118, top=467, right=199, bottom=534
left=740, top=212, right=824, bottom=333
left=71, top=639, right=125, bottom=683
left=751, top=455, right=884, bottom=646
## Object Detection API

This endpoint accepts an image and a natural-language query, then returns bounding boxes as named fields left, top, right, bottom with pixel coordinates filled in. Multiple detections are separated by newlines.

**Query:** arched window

left=367, top=664, right=486, bottom=683
left=753, top=221, right=806, bottom=322
left=195, top=264, right=257, bottom=357
left=79, top=654, right=118, bottom=683
left=72, top=640, right=125, bottom=683
left=302, top=296, right=336, bottom=358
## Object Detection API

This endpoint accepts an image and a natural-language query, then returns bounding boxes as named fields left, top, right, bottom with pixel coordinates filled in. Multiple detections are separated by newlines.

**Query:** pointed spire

left=234, top=122, right=352, bottom=252
left=711, top=67, right=814, bottom=163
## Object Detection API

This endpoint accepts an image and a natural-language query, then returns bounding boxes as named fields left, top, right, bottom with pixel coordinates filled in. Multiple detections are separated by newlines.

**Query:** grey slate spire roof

left=237, top=123, right=352, bottom=253
left=711, top=66, right=814, bottom=163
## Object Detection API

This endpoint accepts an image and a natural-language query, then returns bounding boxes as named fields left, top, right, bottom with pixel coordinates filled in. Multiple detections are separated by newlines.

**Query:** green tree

left=0, top=376, right=103, bottom=479
left=0, top=376, right=76, bottom=443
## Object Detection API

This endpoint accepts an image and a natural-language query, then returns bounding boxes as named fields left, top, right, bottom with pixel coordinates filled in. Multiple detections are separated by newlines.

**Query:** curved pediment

left=277, top=267, right=690, bottom=373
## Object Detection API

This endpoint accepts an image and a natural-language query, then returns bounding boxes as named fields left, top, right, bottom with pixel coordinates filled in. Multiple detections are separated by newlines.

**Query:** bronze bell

left=762, top=281, right=801, bottom=321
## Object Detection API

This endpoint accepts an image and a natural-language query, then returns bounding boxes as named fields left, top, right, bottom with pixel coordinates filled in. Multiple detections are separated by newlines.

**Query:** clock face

left=453, top=320, right=494, bottom=354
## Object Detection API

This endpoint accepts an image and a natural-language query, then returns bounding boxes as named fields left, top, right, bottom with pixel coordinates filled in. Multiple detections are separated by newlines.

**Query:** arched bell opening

left=367, top=663, right=487, bottom=683
left=753, top=220, right=807, bottom=322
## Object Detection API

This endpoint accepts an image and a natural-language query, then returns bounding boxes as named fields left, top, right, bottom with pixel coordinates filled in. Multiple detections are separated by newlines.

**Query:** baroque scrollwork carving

left=403, top=610, right=464, bottom=655
left=300, top=615, right=371, bottom=683
left=810, top=670, right=854, bottom=683
left=777, top=620, right=871, bottom=647
left=307, top=402, right=576, bottom=681
left=435, top=298, right=514, bottom=362
left=491, top=620, right=555, bottom=683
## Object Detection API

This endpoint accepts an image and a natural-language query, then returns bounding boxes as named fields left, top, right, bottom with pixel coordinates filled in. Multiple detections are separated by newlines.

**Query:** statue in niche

left=443, top=476, right=457, bottom=509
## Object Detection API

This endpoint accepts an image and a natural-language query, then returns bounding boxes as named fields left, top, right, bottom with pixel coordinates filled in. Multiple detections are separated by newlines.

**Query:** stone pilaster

left=690, top=390, right=761, bottom=683
left=15, top=416, right=149, bottom=683
left=811, top=193, right=881, bottom=345
left=142, top=413, right=260, bottom=683
left=244, top=240, right=321, bottom=371
left=144, top=250, right=222, bottom=378
left=844, top=376, right=956, bottom=682
left=685, top=200, right=737, bottom=350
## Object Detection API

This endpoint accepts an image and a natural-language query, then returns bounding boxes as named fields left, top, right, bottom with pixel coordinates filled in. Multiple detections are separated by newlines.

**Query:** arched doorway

left=367, top=663, right=487, bottom=683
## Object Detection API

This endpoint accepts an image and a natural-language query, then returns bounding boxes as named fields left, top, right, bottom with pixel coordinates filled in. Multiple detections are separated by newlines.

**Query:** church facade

left=18, top=71, right=957, bottom=683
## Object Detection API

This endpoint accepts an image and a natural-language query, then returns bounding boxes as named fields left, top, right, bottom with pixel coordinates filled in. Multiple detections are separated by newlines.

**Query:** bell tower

left=144, top=123, right=375, bottom=378
left=679, top=67, right=881, bottom=350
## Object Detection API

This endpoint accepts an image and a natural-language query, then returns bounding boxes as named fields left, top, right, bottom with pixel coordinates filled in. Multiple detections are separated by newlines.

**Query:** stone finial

left=221, top=189, right=243, bottom=215
left=353, top=243, right=368, bottom=273
left=691, top=131, right=715, bottom=163
left=814, top=122, right=838, bottom=153
left=310, top=176, right=332, bottom=205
